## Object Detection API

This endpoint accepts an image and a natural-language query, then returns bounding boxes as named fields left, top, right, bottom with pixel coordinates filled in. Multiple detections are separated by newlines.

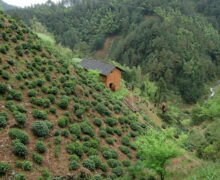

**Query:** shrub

left=13, top=173, right=26, bottom=180
left=1, top=71, right=10, bottom=80
left=54, top=136, right=61, bottom=145
left=114, top=105, right=122, bottom=114
left=107, top=159, right=121, bottom=168
left=95, top=104, right=111, bottom=116
left=102, top=148, right=118, bottom=160
left=30, top=98, right=51, bottom=108
left=14, top=112, right=27, bottom=127
left=69, top=155, right=80, bottom=162
left=93, top=118, right=102, bottom=127
left=91, top=174, right=102, bottom=180
left=15, top=104, right=27, bottom=113
left=12, top=140, right=28, bottom=157
left=83, top=158, right=96, bottom=171
left=32, top=153, right=43, bottom=164
left=112, top=167, right=123, bottom=177
left=130, top=122, right=141, bottom=131
left=119, top=146, right=130, bottom=155
left=27, top=90, right=37, bottom=97
left=89, top=155, right=102, bottom=169
left=57, top=97, right=69, bottom=109
left=48, top=94, right=56, bottom=104
left=7, top=89, right=22, bottom=101
left=122, top=159, right=131, bottom=167
left=69, top=124, right=81, bottom=137
left=104, top=118, right=117, bottom=127
left=58, top=116, right=69, bottom=128
left=0, top=112, right=8, bottom=128
left=16, top=161, right=32, bottom=171
left=106, top=126, right=114, bottom=135
left=66, top=142, right=83, bottom=157
left=61, top=129, right=70, bottom=137
left=106, top=138, right=114, bottom=145
left=35, top=141, right=46, bottom=153
left=80, top=122, right=95, bottom=137
left=0, top=84, right=8, bottom=94
left=75, top=108, right=85, bottom=118
left=0, top=162, right=10, bottom=176
left=32, top=110, right=47, bottom=120
left=9, top=128, right=29, bottom=144
left=100, top=163, right=108, bottom=172
left=49, top=107, right=56, bottom=114
left=99, top=129, right=107, bottom=138
left=32, top=121, right=50, bottom=138
left=121, top=136, right=130, bottom=146
left=114, top=128, right=122, bottom=136
left=69, top=160, right=79, bottom=170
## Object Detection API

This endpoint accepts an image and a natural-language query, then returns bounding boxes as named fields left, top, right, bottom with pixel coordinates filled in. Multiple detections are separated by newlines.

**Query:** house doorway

left=109, top=83, right=116, bottom=91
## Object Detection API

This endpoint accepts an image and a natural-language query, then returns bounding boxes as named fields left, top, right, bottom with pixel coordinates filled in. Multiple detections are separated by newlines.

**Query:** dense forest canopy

left=7, top=0, right=220, bottom=103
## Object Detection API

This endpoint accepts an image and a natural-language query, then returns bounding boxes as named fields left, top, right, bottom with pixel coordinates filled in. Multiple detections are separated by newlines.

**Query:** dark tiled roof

left=79, top=59, right=117, bottom=76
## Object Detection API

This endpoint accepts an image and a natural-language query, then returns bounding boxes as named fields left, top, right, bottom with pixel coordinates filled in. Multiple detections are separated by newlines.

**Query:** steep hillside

left=0, top=12, right=150, bottom=179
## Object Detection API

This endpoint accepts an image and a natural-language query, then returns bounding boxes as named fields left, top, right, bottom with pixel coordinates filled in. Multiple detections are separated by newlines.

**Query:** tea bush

left=0, top=112, right=8, bottom=128
left=7, top=89, right=22, bottom=101
left=100, top=163, right=108, bottom=172
left=32, top=153, right=43, bottom=164
left=35, top=141, right=46, bottom=153
left=58, top=116, right=69, bottom=128
left=119, top=146, right=130, bottom=155
left=121, top=136, right=130, bottom=146
left=107, top=159, right=121, bottom=168
left=122, top=159, right=131, bottom=169
left=14, top=112, right=27, bottom=127
left=69, top=124, right=81, bottom=137
left=9, top=128, right=29, bottom=144
left=80, top=122, right=95, bottom=137
left=93, top=118, right=102, bottom=127
left=106, top=138, right=114, bottom=145
left=83, top=158, right=96, bottom=171
left=69, top=160, right=79, bottom=170
left=16, top=161, right=32, bottom=171
left=32, top=121, right=50, bottom=138
left=95, top=104, right=111, bottom=116
left=32, top=109, right=47, bottom=120
left=0, top=84, right=8, bottom=94
left=112, top=166, right=123, bottom=177
left=12, top=140, right=28, bottom=157
left=104, top=118, right=117, bottom=127
left=102, top=148, right=118, bottom=160
left=66, top=142, right=83, bottom=157
left=0, top=162, right=10, bottom=176
left=89, top=155, right=102, bottom=169
left=57, top=97, right=69, bottom=109
left=61, top=129, right=70, bottom=137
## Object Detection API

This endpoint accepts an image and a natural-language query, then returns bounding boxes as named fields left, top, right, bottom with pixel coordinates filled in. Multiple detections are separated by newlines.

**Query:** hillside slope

left=0, top=12, right=149, bottom=179
left=0, top=0, right=16, bottom=11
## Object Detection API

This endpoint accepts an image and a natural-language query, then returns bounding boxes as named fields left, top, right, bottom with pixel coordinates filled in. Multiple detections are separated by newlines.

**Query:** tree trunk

left=160, top=173, right=165, bottom=180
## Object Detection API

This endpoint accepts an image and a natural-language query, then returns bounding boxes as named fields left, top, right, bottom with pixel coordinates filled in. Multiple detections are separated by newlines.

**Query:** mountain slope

left=0, top=11, right=149, bottom=179
left=0, top=0, right=16, bottom=10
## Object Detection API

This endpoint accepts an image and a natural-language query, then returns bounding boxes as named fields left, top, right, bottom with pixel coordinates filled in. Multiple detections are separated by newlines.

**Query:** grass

left=36, top=33, right=55, bottom=45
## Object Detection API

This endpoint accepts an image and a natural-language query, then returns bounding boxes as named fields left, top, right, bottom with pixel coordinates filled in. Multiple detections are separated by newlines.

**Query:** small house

left=80, top=59, right=123, bottom=91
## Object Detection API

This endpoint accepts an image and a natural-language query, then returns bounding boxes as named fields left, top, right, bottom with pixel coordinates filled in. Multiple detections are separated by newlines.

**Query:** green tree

left=135, top=130, right=182, bottom=180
